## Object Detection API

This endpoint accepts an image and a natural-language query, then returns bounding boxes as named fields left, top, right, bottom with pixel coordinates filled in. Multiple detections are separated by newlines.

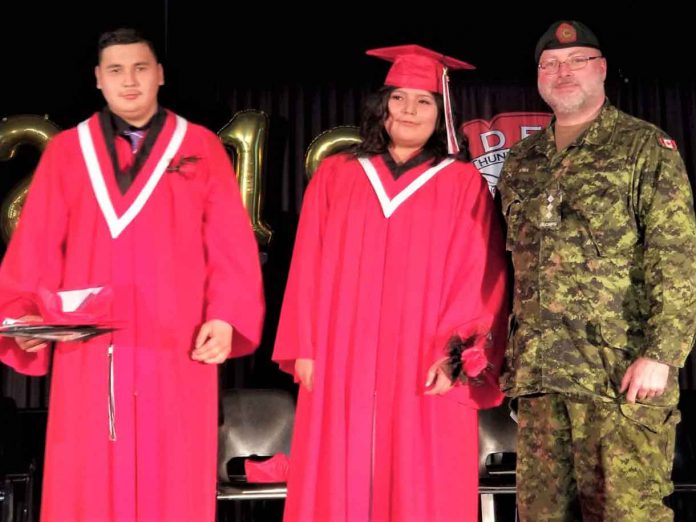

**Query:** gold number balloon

left=218, top=110, right=272, bottom=246
left=0, top=114, right=61, bottom=243
left=305, top=126, right=361, bottom=180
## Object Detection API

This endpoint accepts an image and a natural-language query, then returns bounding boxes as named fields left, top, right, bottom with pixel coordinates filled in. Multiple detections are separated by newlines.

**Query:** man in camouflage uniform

left=498, top=20, right=696, bottom=521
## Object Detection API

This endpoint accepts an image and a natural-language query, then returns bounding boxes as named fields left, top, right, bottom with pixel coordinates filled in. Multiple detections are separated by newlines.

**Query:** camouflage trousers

left=516, top=394, right=679, bottom=522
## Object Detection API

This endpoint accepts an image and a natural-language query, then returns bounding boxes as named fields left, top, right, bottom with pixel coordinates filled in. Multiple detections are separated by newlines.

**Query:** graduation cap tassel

left=442, top=66, right=459, bottom=155
left=108, top=344, right=117, bottom=441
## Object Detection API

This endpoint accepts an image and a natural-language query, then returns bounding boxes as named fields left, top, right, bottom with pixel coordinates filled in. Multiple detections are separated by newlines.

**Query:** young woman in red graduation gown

left=274, top=45, right=508, bottom=522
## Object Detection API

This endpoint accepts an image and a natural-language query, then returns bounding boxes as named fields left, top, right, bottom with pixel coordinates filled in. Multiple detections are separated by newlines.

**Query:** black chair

left=216, top=388, right=295, bottom=502
left=0, top=397, right=36, bottom=522
left=1, top=467, right=35, bottom=522
left=478, top=399, right=517, bottom=522
left=673, top=389, right=696, bottom=490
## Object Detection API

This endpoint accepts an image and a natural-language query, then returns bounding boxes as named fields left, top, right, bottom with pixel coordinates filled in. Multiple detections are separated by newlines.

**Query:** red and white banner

left=461, top=112, right=552, bottom=191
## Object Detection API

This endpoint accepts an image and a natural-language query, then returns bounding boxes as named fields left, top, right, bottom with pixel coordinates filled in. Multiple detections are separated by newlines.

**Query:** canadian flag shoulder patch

left=658, top=137, right=678, bottom=150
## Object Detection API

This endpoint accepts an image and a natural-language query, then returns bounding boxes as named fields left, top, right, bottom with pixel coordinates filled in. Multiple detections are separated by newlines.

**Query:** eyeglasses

left=538, top=55, right=603, bottom=74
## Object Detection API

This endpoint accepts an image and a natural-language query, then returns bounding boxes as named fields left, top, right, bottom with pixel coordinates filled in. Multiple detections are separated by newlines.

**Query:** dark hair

left=97, top=28, right=158, bottom=63
left=351, top=86, right=469, bottom=163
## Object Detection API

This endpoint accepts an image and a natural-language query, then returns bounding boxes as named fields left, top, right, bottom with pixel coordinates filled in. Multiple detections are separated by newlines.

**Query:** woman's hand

left=424, top=357, right=454, bottom=396
left=295, top=358, right=315, bottom=391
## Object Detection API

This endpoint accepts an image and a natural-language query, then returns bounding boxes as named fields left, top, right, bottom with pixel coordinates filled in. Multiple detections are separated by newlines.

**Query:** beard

left=539, top=76, right=604, bottom=115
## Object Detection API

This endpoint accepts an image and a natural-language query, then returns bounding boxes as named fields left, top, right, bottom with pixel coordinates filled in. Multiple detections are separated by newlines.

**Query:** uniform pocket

left=619, top=403, right=679, bottom=435
left=572, top=191, right=638, bottom=257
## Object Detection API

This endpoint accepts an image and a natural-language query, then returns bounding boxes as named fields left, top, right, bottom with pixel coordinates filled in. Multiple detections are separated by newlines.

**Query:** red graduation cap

left=366, top=44, right=474, bottom=154
left=366, top=44, right=474, bottom=93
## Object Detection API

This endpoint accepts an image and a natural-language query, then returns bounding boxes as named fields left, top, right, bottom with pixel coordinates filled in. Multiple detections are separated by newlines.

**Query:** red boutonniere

left=166, top=155, right=201, bottom=178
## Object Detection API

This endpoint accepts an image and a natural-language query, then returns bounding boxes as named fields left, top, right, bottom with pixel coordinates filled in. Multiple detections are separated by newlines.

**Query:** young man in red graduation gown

left=0, top=28, right=264, bottom=522
left=273, top=45, right=509, bottom=521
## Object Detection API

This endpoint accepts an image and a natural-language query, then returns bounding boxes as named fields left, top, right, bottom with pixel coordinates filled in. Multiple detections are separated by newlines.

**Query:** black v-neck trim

left=381, top=151, right=435, bottom=180
left=99, top=107, right=168, bottom=194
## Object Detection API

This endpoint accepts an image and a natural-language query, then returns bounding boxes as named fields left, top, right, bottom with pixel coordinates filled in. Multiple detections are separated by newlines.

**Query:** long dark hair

left=352, top=86, right=469, bottom=163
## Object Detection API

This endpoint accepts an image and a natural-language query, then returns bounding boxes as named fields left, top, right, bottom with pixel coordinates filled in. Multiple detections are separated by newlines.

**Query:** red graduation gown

left=0, top=111, right=264, bottom=522
left=273, top=153, right=508, bottom=522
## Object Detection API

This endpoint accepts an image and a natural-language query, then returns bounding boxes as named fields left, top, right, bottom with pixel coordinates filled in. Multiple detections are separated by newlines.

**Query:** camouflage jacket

left=498, top=103, right=696, bottom=407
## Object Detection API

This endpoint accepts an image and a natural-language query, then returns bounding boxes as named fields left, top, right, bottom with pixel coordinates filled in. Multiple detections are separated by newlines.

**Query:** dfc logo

left=461, top=112, right=551, bottom=192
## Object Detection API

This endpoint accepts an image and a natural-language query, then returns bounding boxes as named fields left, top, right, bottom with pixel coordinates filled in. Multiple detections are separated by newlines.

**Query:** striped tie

left=122, top=129, right=146, bottom=153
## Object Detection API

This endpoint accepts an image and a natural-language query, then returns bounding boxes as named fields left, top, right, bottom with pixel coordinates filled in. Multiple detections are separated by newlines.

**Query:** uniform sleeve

left=636, top=133, right=696, bottom=367
left=202, top=131, right=264, bottom=357
left=496, top=149, right=516, bottom=210
left=433, top=166, right=510, bottom=409
left=0, top=134, right=69, bottom=375
left=272, top=157, right=332, bottom=375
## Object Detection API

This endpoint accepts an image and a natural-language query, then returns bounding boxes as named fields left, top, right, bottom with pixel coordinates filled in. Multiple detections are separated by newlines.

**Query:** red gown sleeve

left=272, top=156, right=332, bottom=375
left=201, top=131, right=265, bottom=357
left=0, top=134, right=69, bottom=375
left=433, top=166, right=509, bottom=409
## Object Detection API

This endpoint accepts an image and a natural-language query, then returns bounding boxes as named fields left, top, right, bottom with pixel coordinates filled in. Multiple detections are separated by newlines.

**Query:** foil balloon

left=0, top=114, right=61, bottom=243
left=305, top=126, right=361, bottom=180
left=218, top=110, right=272, bottom=246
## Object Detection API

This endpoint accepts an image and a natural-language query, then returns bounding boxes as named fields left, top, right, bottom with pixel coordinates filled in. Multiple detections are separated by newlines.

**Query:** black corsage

left=166, top=155, right=202, bottom=178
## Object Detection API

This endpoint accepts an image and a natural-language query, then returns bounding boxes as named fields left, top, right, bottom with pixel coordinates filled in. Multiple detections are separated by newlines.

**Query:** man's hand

left=424, top=357, right=455, bottom=396
left=14, top=315, right=48, bottom=352
left=191, top=319, right=233, bottom=364
left=295, top=358, right=314, bottom=391
left=620, top=357, right=670, bottom=403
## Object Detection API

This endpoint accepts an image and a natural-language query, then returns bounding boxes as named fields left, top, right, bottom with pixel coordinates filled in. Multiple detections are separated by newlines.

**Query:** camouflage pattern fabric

left=498, top=102, right=696, bottom=521
left=517, top=394, right=678, bottom=521
left=498, top=103, right=696, bottom=406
